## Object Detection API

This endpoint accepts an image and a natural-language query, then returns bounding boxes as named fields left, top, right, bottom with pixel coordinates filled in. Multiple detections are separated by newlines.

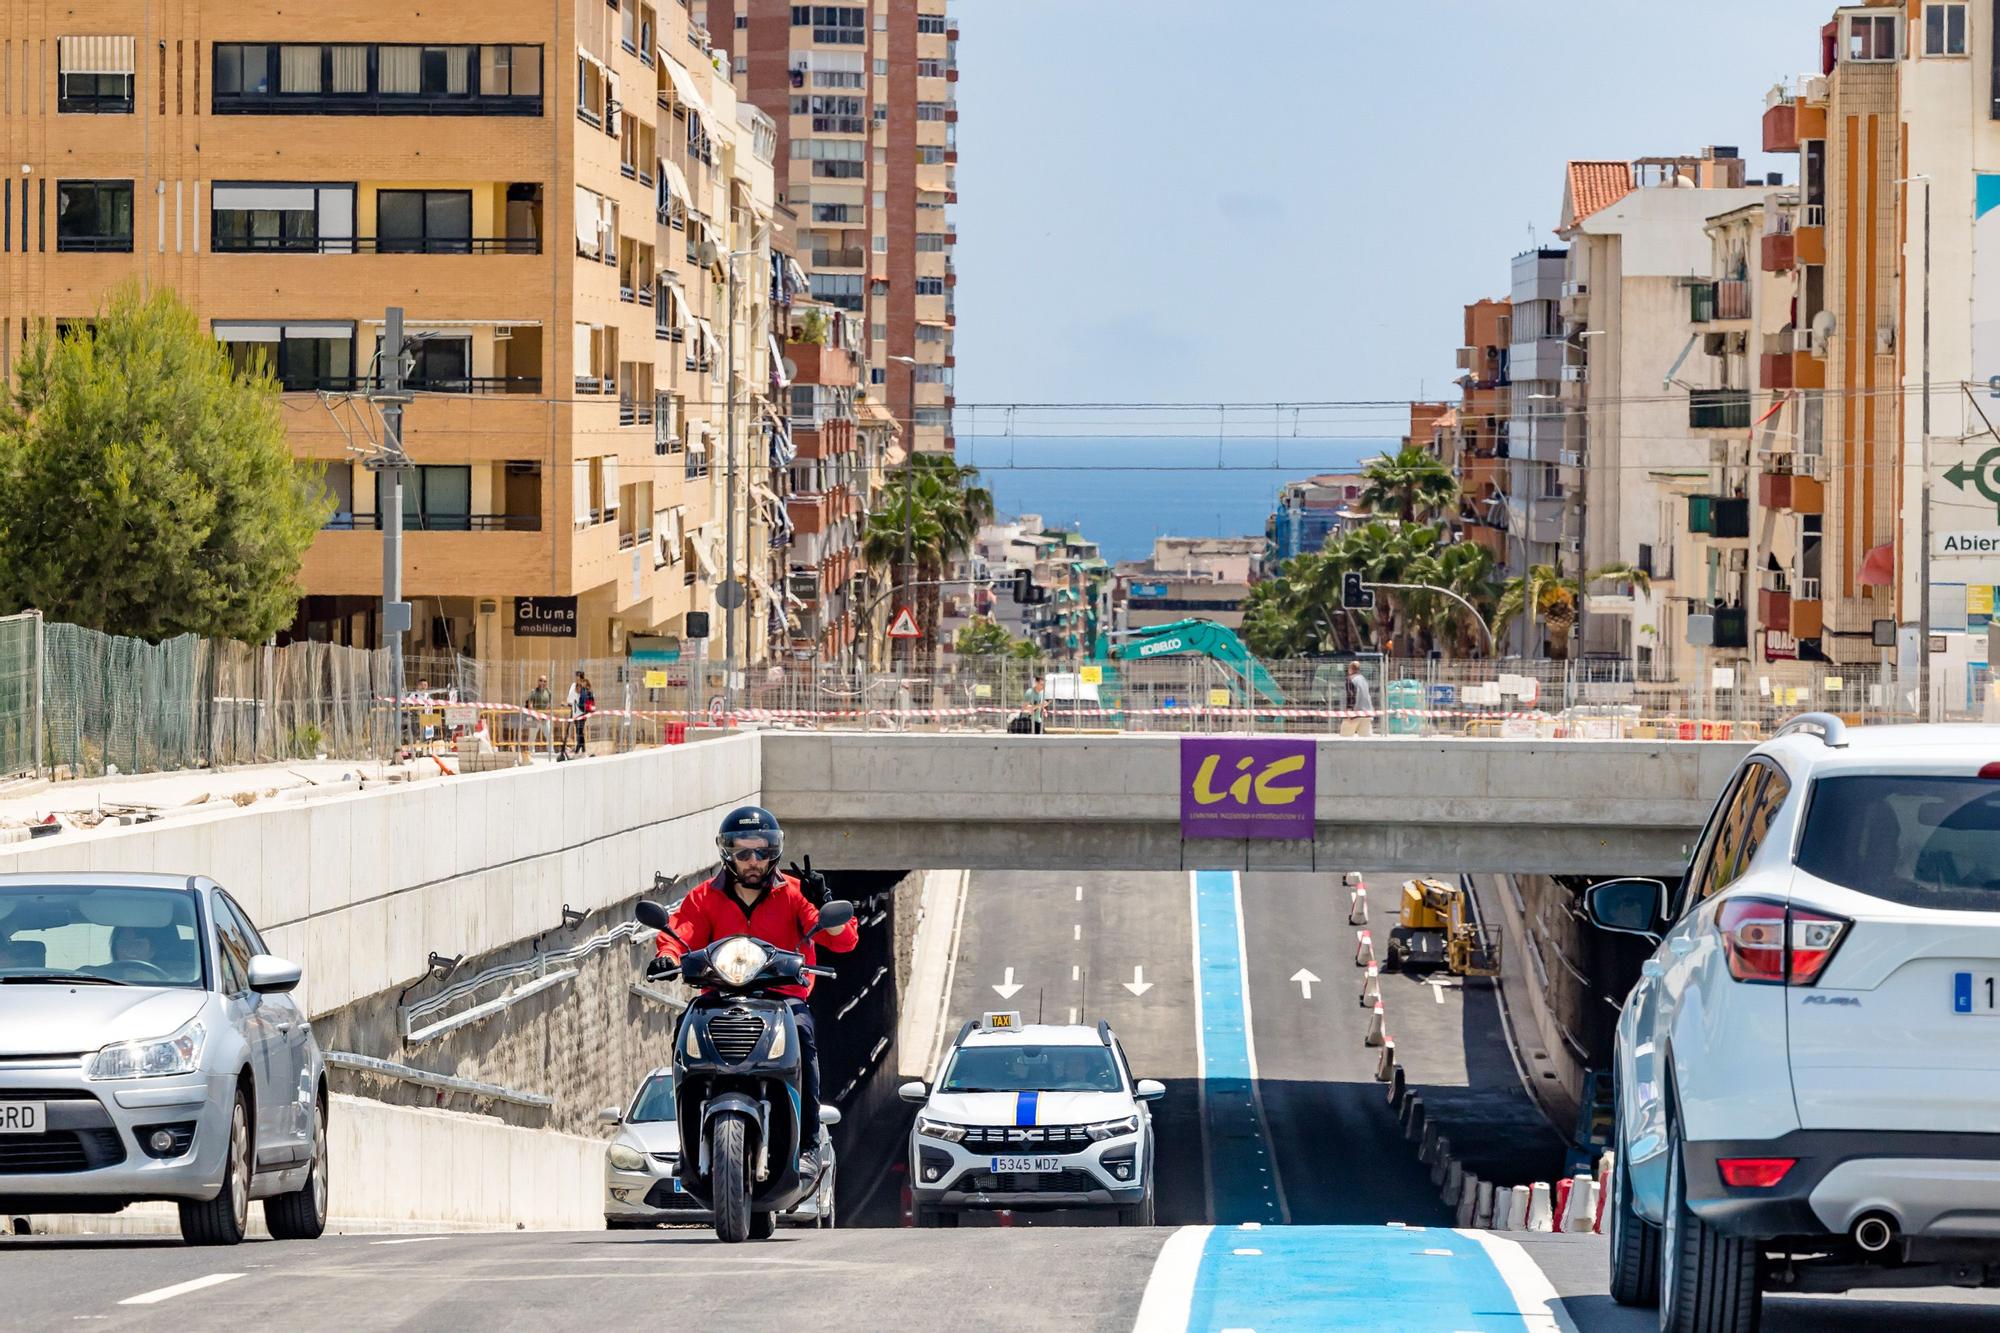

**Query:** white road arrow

left=992, top=967, right=1023, bottom=1000
left=1122, top=966, right=1154, bottom=997
left=1291, top=968, right=1322, bottom=1001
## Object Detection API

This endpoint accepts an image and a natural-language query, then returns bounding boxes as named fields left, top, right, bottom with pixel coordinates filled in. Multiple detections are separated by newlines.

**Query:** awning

left=768, top=334, right=790, bottom=386
left=1858, top=541, right=1896, bottom=588
left=767, top=414, right=796, bottom=467
left=691, top=534, right=721, bottom=580
left=691, top=317, right=716, bottom=362
left=362, top=317, right=542, bottom=328
left=59, top=35, right=134, bottom=75
left=658, top=157, right=690, bottom=206
left=751, top=482, right=785, bottom=507
left=749, top=568, right=779, bottom=605
left=658, top=53, right=709, bottom=118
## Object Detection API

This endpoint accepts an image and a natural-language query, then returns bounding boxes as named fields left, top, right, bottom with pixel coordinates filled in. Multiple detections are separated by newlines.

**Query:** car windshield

left=628, top=1073, right=676, bottom=1123
left=941, top=1044, right=1121, bottom=1093
left=0, top=885, right=205, bottom=988
left=1798, top=775, right=2000, bottom=911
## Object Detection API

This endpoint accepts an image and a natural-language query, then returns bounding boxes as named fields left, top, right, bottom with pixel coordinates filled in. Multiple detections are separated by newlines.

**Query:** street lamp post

left=718, top=244, right=756, bottom=713
left=1897, top=175, right=1934, bottom=720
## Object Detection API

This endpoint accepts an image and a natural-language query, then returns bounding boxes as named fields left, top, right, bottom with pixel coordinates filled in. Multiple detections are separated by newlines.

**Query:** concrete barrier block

left=1430, top=1137, right=1452, bottom=1184
left=1402, top=1095, right=1426, bottom=1144
left=1387, top=1062, right=1405, bottom=1104
left=1418, top=1121, right=1440, bottom=1166
left=1501, top=1184, right=1530, bottom=1231
left=1472, top=1180, right=1495, bottom=1229
left=1525, top=1181, right=1554, bottom=1232
left=1455, top=1172, right=1479, bottom=1227
left=1561, top=1176, right=1597, bottom=1233
left=1442, top=1157, right=1463, bottom=1203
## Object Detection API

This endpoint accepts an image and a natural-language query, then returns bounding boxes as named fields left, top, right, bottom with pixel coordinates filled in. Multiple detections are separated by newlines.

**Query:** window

left=213, top=903, right=253, bottom=994
left=812, top=51, right=865, bottom=88
left=58, top=36, right=136, bottom=112
left=870, top=366, right=885, bottom=385
left=809, top=272, right=863, bottom=310
left=378, top=464, right=473, bottom=530
left=871, top=234, right=887, bottom=253
left=1846, top=12, right=1899, bottom=61
left=803, top=6, right=865, bottom=43
left=0, top=884, right=206, bottom=989
left=212, top=183, right=355, bottom=253
left=794, top=135, right=865, bottom=178
left=55, top=180, right=133, bottom=252
left=916, top=146, right=945, bottom=165
left=577, top=54, right=606, bottom=126
left=917, top=15, right=947, bottom=34
left=404, top=336, right=473, bottom=392
left=1924, top=3, right=1968, bottom=55
left=917, top=58, right=944, bottom=78
left=377, top=189, right=472, bottom=253
left=1799, top=775, right=2000, bottom=912
left=915, top=232, right=948, bottom=251
left=215, top=321, right=356, bottom=391
left=794, top=93, right=865, bottom=132
left=212, top=43, right=541, bottom=114
left=915, top=276, right=945, bottom=296
left=916, top=100, right=947, bottom=121
left=813, top=203, right=855, bottom=223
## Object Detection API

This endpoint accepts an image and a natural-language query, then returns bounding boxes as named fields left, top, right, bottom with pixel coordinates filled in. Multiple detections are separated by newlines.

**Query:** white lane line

left=371, top=1236, right=446, bottom=1246
left=1188, top=872, right=1215, bottom=1223
left=1230, top=871, right=1291, bottom=1225
left=1074, top=923, right=1082, bottom=942
left=924, top=868, right=974, bottom=1081
left=1076, top=885, right=1084, bottom=902
left=1068, top=1007, right=1078, bottom=1024
left=118, top=1273, right=244, bottom=1306
left=1460, top=1230, right=1585, bottom=1333
left=1072, top=964, right=1080, bottom=982
left=1130, top=1224, right=1212, bottom=1333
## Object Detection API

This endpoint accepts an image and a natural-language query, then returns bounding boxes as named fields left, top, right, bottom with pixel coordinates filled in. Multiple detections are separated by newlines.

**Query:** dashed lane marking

left=118, top=1274, right=244, bottom=1306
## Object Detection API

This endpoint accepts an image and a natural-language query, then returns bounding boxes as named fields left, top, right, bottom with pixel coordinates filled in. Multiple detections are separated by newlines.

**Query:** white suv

left=898, top=1013, right=1162, bottom=1226
left=1590, top=717, right=2000, bottom=1331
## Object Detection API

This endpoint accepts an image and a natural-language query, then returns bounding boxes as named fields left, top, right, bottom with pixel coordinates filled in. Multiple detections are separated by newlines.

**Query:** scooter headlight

left=710, top=938, right=770, bottom=988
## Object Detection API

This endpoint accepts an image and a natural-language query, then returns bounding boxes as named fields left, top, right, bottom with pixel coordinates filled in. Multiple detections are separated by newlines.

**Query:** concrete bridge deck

left=763, top=733, right=1753, bottom=877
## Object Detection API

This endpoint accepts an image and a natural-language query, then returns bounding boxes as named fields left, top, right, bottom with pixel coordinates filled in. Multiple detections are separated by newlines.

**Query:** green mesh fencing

left=0, top=613, right=39, bottom=778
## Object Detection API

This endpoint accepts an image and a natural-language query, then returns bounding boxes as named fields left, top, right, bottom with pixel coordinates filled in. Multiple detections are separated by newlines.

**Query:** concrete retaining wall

left=0, top=736, right=759, bottom=1017
left=22, top=1094, right=605, bottom=1237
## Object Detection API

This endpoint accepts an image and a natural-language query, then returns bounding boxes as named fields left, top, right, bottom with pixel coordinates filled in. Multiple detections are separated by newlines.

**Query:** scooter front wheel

left=709, top=1112, right=755, bottom=1243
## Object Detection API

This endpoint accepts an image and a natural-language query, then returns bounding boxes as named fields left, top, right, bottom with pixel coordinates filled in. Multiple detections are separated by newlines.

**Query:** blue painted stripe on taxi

left=1015, top=1090, right=1038, bottom=1126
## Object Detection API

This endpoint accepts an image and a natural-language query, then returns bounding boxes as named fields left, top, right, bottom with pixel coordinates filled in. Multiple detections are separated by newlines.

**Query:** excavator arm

left=1101, top=619, right=1287, bottom=706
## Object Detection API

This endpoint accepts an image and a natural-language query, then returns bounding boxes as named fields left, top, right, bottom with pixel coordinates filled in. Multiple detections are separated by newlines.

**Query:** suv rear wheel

left=1607, top=1134, right=1660, bottom=1306
left=1659, top=1130, right=1761, bottom=1333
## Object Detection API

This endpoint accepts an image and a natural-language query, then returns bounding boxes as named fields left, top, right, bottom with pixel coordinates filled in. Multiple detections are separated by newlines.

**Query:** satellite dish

left=1812, top=309, right=1837, bottom=343
left=697, top=239, right=722, bottom=268
left=782, top=357, right=798, bottom=381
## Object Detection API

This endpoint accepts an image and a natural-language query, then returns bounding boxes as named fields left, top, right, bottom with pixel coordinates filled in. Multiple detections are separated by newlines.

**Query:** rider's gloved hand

left=789, top=855, right=829, bottom=908
left=646, top=955, right=679, bottom=981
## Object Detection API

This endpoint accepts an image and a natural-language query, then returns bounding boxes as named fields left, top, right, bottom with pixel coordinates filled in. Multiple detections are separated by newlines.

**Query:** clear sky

left=951, top=0, right=1837, bottom=413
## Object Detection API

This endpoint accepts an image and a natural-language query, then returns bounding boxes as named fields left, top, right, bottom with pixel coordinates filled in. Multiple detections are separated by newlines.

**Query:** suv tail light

left=1717, top=1157, right=1797, bottom=1188
left=1718, top=897, right=1849, bottom=986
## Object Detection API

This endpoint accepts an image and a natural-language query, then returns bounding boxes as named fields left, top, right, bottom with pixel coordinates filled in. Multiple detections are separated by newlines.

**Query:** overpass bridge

left=762, top=733, right=1753, bottom=877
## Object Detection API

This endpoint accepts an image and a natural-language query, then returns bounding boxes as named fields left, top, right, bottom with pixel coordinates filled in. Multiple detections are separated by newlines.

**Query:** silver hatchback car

left=0, top=873, right=328, bottom=1245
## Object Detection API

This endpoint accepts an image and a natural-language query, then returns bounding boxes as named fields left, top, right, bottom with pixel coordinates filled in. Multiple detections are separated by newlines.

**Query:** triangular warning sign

left=886, top=606, right=922, bottom=639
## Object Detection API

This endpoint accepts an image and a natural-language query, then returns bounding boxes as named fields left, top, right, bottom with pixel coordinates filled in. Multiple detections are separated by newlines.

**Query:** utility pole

left=1919, top=176, right=1934, bottom=721
left=722, top=249, right=740, bottom=713
left=889, top=354, right=920, bottom=670
left=369, top=306, right=414, bottom=752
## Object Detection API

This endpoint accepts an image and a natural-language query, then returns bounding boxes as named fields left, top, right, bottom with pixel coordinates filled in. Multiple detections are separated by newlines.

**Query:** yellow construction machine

left=1385, top=877, right=1502, bottom=977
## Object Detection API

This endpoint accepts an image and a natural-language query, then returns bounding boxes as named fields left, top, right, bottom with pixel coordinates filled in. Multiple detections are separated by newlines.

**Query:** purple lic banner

left=1179, top=736, right=1316, bottom=840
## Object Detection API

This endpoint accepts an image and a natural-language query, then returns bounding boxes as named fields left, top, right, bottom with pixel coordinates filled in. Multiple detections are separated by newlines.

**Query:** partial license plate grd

left=989, top=1155, right=1061, bottom=1173
left=0, top=1102, right=45, bottom=1134
left=1954, top=972, right=2000, bottom=1015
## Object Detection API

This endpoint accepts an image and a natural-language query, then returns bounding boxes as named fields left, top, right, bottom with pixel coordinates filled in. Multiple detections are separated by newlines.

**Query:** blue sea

left=955, top=435, right=1389, bottom=563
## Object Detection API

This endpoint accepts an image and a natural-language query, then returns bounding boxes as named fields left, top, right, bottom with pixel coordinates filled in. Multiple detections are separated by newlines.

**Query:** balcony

left=1763, top=101, right=1799, bottom=154
left=810, top=248, right=867, bottom=269
left=1688, top=280, right=1750, bottom=324
left=1790, top=592, right=1824, bottom=639
left=1797, top=207, right=1826, bottom=265
left=322, top=511, right=541, bottom=533
left=1689, top=388, right=1751, bottom=431
left=211, top=235, right=541, bottom=255
left=1761, top=229, right=1795, bottom=272
left=1687, top=494, right=1750, bottom=539
left=1711, top=605, right=1749, bottom=650
left=1761, top=349, right=1794, bottom=391
left=1759, top=586, right=1791, bottom=633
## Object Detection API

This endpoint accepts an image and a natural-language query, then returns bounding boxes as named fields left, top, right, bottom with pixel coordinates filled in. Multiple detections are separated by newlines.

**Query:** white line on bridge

left=1072, top=964, right=1080, bottom=982
left=1130, top=1224, right=1212, bottom=1333
left=1074, top=923, right=1082, bottom=942
left=118, top=1274, right=243, bottom=1306
left=1076, top=885, right=1083, bottom=902
left=1461, top=1231, right=1585, bottom=1333
left=370, top=1236, right=446, bottom=1246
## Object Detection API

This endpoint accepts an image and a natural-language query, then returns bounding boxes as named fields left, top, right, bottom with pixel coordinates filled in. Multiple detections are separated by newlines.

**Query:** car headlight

left=710, top=938, right=770, bottom=988
left=86, top=1019, right=206, bottom=1081
left=1083, top=1114, right=1140, bottom=1142
left=607, top=1143, right=647, bottom=1172
left=915, top=1115, right=966, bottom=1144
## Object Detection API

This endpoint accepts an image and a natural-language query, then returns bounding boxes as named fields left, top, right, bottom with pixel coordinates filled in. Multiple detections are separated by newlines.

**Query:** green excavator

left=1092, top=618, right=1288, bottom=714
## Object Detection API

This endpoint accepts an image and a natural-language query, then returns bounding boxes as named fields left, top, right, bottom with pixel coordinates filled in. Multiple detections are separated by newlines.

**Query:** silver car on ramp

left=0, top=873, right=328, bottom=1245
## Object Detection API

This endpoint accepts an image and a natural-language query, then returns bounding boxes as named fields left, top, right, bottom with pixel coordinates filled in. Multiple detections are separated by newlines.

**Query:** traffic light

left=1341, top=572, right=1375, bottom=610
left=1012, top=569, right=1032, bottom=604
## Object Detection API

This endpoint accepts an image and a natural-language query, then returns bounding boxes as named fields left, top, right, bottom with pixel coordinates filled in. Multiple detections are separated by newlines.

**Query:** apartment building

left=1556, top=150, right=1770, bottom=663
left=779, top=295, right=869, bottom=661
left=0, top=0, right=781, bottom=674
left=709, top=0, right=957, bottom=456
left=1453, top=297, right=1513, bottom=561
left=1506, top=245, right=1572, bottom=654
left=1265, top=473, right=1369, bottom=564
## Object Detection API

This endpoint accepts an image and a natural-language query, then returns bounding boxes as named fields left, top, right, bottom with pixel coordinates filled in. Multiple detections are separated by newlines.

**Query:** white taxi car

left=899, top=1013, right=1162, bottom=1226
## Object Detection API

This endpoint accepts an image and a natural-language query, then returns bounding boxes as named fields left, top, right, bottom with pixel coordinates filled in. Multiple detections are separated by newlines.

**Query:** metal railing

left=211, top=235, right=540, bottom=255
left=322, top=512, right=542, bottom=533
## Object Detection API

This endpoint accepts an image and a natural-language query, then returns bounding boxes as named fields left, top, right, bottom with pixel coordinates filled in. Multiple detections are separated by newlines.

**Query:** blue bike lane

left=1189, top=869, right=1286, bottom=1224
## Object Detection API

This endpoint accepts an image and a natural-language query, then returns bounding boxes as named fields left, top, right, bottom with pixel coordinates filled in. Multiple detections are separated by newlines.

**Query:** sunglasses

left=726, top=847, right=780, bottom=863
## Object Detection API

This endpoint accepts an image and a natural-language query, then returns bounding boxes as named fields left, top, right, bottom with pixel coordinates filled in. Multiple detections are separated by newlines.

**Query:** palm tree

left=1495, top=563, right=1648, bottom=659
left=861, top=456, right=995, bottom=663
left=1359, top=445, right=1459, bottom=525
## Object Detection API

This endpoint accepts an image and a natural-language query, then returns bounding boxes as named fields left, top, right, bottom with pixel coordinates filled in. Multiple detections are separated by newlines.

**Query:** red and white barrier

left=1359, top=963, right=1381, bottom=1007
left=1354, top=930, right=1375, bottom=967
left=1348, top=885, right=1369, bottom=925
left=1364, top=1000, right=1388, bottom=1048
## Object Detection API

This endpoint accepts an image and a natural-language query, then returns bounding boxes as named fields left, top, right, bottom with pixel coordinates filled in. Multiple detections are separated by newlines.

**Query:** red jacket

left=655, top=870, right=859, bottom=999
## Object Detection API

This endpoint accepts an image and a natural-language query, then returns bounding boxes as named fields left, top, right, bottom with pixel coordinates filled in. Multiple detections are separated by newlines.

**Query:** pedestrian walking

left=1343, top=661, right=1375, bottom=736
left=1009, top=673, right=1047, bottom=735
left=525, top=675, right=554, bottom=753
left=565, top=670, right=596, bottom=757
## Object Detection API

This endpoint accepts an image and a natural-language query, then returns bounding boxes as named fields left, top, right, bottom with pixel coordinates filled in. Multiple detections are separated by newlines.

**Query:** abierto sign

left=1179, top=737, right=1315, bottom=840
left=1936, top=529, right=2000, bottom=557
left=513, top=596, right=578, bottom=638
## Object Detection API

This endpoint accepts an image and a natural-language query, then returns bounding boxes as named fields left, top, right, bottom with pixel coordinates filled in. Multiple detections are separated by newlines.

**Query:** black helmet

left=716, top=805, right=784, bottom=859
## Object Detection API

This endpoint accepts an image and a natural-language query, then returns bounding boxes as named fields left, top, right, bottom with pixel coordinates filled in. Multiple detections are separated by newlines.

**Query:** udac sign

left=1179, top=737, right=1315, bottom=840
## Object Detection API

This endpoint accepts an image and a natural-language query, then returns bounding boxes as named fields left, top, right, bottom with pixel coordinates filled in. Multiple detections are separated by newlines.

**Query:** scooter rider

left=653, top=805, right=858, bottom=1173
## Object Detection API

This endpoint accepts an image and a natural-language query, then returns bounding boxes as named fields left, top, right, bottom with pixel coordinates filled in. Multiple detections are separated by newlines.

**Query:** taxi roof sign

left=980, top=1011, right=1021, bottom=1031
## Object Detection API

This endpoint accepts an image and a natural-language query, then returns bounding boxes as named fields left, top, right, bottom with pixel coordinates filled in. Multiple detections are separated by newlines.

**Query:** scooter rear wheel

left=749, top=1210, right=777, bottom=1240
left=710, top=1112, right=755, bottom=1243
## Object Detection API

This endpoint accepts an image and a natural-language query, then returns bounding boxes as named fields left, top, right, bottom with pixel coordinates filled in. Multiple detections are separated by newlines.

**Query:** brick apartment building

left=0, top=0, right=788, bottom=675
left=708, top=0, right=957, bottom=454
